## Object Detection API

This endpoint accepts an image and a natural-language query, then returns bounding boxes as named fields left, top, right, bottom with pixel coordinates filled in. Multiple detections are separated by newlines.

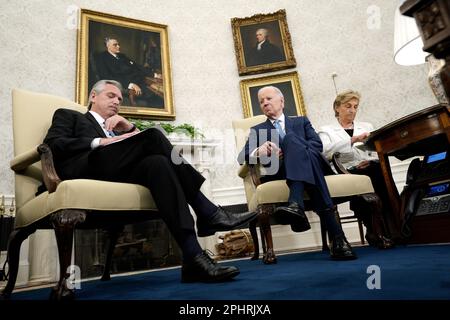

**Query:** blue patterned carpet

left=9, top=244, right=450, bottom=300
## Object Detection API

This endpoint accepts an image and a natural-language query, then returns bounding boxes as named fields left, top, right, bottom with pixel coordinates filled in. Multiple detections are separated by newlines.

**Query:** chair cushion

left=16, top=179, right=157, bottom=228
left=247, top=174, right=374, bottom=211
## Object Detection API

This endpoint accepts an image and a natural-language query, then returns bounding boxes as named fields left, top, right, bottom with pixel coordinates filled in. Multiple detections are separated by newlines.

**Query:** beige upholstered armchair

left=232, top=115, right=384, bottom=264
left=1, top=89, right=159, bottom=300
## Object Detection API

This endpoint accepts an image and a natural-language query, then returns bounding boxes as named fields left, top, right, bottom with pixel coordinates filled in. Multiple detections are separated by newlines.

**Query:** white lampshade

left=393, top=5, right=428, bottom=66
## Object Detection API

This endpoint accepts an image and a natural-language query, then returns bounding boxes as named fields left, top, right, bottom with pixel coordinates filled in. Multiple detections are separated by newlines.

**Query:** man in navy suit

left=238, top=86, right=356, bottom=260
left=44, top=79, right=258, bottom=282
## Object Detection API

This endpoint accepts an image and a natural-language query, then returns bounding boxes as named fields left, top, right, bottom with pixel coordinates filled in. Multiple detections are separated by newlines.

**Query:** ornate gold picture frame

left=76, top=9, right=175, bottom=119
left=231, top=9, right=296, bottom=76
left=239, top=71, right=306, bottom=118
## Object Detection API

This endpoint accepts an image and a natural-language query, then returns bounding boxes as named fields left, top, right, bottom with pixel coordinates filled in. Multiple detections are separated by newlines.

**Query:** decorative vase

left=426, top=54, right=449, bottom=104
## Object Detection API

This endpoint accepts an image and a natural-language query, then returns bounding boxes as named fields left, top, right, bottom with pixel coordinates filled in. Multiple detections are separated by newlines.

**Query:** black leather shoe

left=274, top=203, right=311, bottom=232
left=197, top=206, right=258, bottom=237
left=181, top=251, right=240, bottom=283
left=365, top=232, right=395, bottom=249
left=330, top=235, right=357, bottom=260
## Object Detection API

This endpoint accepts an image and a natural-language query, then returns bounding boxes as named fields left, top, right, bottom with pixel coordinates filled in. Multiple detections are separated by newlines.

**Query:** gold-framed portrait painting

left=240, top=71, right=306, bottom=118
left=76, top=9, right=175, bottom=120
left=231, top=9, right=296, bottom=76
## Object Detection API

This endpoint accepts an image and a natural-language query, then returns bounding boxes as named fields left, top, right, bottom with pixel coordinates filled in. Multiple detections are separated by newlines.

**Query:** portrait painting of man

left=240, top=71, right=306, bottom=118
left=241, top=22, right=285, bottom=67
left=88, top=21, right=164, bottom=109
left=77, top=9, right=175, bottom=120
left=231, top=9, right=296, bottom=76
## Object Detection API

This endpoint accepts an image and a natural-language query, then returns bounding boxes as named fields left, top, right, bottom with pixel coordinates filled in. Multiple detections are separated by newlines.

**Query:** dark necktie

left=103, top=122, right=116, bottom=137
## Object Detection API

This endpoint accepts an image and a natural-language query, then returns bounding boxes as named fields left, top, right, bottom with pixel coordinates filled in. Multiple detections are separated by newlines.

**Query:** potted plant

left=129, top=119, right=205, bottom=139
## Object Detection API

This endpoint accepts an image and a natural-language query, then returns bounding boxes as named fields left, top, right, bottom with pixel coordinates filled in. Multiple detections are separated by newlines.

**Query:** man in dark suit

left=44, top=79, right=258, bottom=283
left=238, top=86, right=356, bottom=260
left=246, top=28, right=284, bottom=67
left=95, top=37, right=163, bottom=107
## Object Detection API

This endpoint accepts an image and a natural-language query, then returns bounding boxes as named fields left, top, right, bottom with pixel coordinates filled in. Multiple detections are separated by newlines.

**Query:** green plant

left=129, top=119, right=205, bottom=139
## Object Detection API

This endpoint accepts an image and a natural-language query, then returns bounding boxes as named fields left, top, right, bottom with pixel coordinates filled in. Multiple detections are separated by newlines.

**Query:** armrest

left=237, top=163, right=261, bottom=186
left=331, top=152, right=351, bottom=174
left=37, top=144, right=62, bottom=193
left=10, top=146, right=40, bottom=172
left=238, top=164, right=249, bottom=179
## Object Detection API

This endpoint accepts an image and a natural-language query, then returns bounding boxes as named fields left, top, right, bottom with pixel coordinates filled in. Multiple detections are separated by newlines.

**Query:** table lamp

left=394, top=0, right=450, bottom=103
left=393, top=5, right=428, bottom=66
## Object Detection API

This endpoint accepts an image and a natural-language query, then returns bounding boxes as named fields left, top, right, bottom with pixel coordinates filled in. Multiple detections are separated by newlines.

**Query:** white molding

left=212, top=186, right=246, bottom=205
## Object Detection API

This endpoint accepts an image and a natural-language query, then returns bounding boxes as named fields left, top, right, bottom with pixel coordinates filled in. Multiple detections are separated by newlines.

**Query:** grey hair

left=258, top=86, right=284, bottom=99
left=256, top=28, right=269, bottom=38
left=104, top=37, right=116, bottom=47
left=88, top=79, right=123, bottom=109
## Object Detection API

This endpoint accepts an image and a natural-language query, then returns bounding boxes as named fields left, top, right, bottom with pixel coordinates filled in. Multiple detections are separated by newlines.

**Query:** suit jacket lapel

left=85, top=112, right=107, bottom=138
left=284, top=116, right=293, bottom=133
left=258, top=119, right=273, bottom=143
left=265, top=118, right=274, bottom=128
left=331, top=122, right=350, bottom=141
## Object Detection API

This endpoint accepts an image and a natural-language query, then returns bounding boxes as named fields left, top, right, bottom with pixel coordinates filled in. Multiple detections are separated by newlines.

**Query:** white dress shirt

left=257, top=40, right=266, bottom=51
left=89, top=111, right=113, bottom=149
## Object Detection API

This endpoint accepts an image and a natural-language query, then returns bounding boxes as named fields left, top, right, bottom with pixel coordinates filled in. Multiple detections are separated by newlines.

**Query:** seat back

left=232, top=115, right=267, bottom=152
left=232, top=115, right=267, bottom=204
left=11, top=88, right=86, bottom=210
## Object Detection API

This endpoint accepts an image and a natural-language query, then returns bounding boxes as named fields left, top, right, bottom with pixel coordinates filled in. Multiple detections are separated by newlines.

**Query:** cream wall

left=0, top=0, right=437, bottom=197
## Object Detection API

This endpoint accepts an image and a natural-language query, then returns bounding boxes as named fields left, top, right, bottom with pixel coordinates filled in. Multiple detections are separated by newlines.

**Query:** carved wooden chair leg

left=259, top=224, right=267, bottom=255
left=0, top=225, right=36, bottom=299
left=248, top=219, right=259, bottom=260
left=260, top=204, right=276, bottom=264
left=101, top=226, right=124, bottom=281
left=49, top=209, right=86, bottom=301
left=256, top=206, right=267, bottom=256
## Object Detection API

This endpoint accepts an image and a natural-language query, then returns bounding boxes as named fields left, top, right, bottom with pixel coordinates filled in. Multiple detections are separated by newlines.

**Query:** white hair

left=104, top=37, right=117, bottom=47
left=258, top=86, right=284, bottom=99
left=256, top=28, right=268, bottom=37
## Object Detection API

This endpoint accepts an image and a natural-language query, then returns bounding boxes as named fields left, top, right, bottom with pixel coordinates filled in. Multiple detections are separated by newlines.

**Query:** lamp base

left=426, top=54, right=449, bottom=104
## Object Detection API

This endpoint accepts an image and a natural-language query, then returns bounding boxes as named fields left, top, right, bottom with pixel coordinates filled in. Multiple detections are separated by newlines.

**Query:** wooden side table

left=364, top=104, right=450, bottom=243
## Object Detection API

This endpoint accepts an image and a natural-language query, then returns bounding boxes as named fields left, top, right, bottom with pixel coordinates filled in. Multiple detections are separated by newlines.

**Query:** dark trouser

left=349, top=160, right=392, bottom=234
left=261, top=132, right=334, bottom=210
left=261, top=133, right=343, bottom=237
left=88, top=128, right=205, bottom=237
